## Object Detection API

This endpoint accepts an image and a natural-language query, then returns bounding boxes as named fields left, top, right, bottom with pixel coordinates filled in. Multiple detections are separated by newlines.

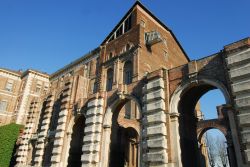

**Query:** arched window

left=106, top=68, right=113, bottom=91
left=123, top=61, right=133, bottom=85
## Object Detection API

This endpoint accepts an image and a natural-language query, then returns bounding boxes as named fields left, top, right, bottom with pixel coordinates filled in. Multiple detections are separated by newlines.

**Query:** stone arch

left=169, top=76, right=231, bottom=167
left=196, top=121, right=228, bottom=143
left=103, top=94, right=142, bottom=127
left=100, top=94, right=142, bottom=167
left=170, top=76, right=231, bottom=114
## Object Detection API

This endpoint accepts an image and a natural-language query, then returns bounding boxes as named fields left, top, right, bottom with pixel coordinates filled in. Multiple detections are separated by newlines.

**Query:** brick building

left=1, top=1, right=250, bottom=167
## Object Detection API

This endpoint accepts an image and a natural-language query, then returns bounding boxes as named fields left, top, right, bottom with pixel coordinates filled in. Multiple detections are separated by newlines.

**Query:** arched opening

left=67, top=115, right=85, bottom=167
left=199, top=129, right=230, bottom=167
left=109, top=99, right=140, bottom=167
left=174, top=80, right=233, bottom=167
left=106, top=68, right=113, bottom=91
left=123, top=61, right=133, bottom=85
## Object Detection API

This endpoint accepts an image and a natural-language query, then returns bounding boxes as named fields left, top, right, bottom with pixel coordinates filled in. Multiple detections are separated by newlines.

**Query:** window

left=5, top=80, right=14, bottom=92
left=124, top=14, right=132, bottom=32
left=0, top=101, right=8, bottom=112
left=123, top=61, right=133, bottom=85
left=35, top=81, right=42, bottom=93
left=93, top=82, right=98, bottom=93
left=106, top=68, right=113, bottom=91
left=116, top=26, right=123, bottom=38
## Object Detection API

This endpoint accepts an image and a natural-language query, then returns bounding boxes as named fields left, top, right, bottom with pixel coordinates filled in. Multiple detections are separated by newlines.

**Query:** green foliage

left=0, top=123, right=23, bottom=167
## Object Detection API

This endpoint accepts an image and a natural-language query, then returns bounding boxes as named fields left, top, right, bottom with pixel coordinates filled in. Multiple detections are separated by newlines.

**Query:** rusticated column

left=81, top=97, right=104, bottom=167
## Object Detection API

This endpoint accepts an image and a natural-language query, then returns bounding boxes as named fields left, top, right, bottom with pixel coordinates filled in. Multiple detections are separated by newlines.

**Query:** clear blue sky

left=0, top=0, right=244, bottom=140
left=0, top=0, right=249, bottom=74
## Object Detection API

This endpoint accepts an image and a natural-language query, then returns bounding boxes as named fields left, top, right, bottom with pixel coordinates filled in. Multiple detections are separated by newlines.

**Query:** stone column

left=99, top=125, right=111, bottom=167
left=16, top=101, right=38, bottom=166
left=81, top=98, right=104, bottom=167
left=51, top=79, right=73, bottom=167
left=142, top=78, right=168, bottom=167
left=33, top=94, right=54, bottom=166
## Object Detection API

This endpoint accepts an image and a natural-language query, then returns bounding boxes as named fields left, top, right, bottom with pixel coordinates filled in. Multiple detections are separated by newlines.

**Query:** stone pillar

left=33, top=94, right=54, bottom=166
left=142, top=78, right=168, bottom=167
left=16, top=101, right=38, bottom=166
left=99, top=126, right=111, bottom=167
left=51, top=79, right=73, bottom=167
left=81, top=98, right=104, bottom=167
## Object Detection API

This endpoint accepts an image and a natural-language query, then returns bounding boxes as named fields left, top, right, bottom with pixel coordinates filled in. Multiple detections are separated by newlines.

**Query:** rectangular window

left=35, top=81, right=42, bottom=93
left=5, top=80, right=14, bottom=92
left=116, top=26, right=123, bottom=38
left=93, top=82, right=98, bottom=93
left=0, top=101, right=8, bottom=112
left=124, top=15, right=132, bottom=32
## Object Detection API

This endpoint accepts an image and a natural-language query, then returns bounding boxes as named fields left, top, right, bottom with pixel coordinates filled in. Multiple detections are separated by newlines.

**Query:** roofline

left=21, top=69, right=49, bottom=78
left=101, top=1, right=190, bottom=61
left=0, top=68, right=21, bottom=77
left=50, top=47, right=100, bottom=79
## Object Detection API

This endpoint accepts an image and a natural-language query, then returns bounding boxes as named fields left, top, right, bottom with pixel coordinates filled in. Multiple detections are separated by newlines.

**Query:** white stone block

left=39, top=131, right=47, bottom=137
left=36, top=143, right=45, bottom=149
left=59, top=109, right=68, bottom=116
left=230, top=63, right=250, bottom=80
left=54, top=139, right=63, bottom=146
left=241, top=130, right=250, bottom=143
left=238, top=113, right=250, bottom=127
left=235, top=96, right=250, bottom=108
left=82, top=143, right=100, bottom=152
left=56, top=123, right=66, bottom=131
left=34, top=156, right=42, bottom=162
left=226, top=48, right=250, bottom=67
left=145, top=150, right=168, bottom=163
left=143, top=99, right=165, bottom=113
left=244, top=149, right=250, bottom=163
left=52, top=146, right=62, bottom=154
left=144, top=78, right=164, bottom=92
left=146, top=136, right=167, bottom=149
left=55, top=131, right=64, bottom=138
left=35, top=149, right=43, bottom=156
left=143, top=89, right=165, bottom=102
left=232, top=80, right=250, bottom=93
left=42, top=118, right=50, bottom=125
left=143, top=111, right=166, bottom=124
left=41, top=124, right=49, bottom=130
left=144, top=123, right=167, bottom=137
left=58, top=116, right=67, bottom=123
left=81, top=154, right=91, bottom=162
left=88, top=99, right=98, bottom=108
left=51, top=155, right=60, bottom=162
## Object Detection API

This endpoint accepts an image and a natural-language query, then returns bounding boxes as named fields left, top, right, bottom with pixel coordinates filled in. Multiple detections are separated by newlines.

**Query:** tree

left=206, top=135, right=217, bottom=167
left=217, top=137, right=229, bottom=167
left=205, top=132, right=230, bottom=167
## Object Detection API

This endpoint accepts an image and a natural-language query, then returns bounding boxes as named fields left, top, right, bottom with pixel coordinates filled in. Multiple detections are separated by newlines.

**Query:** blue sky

left=0, top=0, right=249, bottom=74
left=0, top=0, right=248, bottom=137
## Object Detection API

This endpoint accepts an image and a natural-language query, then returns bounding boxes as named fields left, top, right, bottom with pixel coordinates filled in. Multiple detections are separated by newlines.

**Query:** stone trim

left=81, top=98, right=104, bottom=167
left=142, top=78, right=168, bottom=167
left=16, top=101, right=38, bottom=166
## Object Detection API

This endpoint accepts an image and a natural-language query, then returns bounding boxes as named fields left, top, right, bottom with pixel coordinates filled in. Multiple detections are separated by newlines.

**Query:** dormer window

left=107, top=13, right=133, bottom=43
left=124, top=14, right=132, bottom=32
